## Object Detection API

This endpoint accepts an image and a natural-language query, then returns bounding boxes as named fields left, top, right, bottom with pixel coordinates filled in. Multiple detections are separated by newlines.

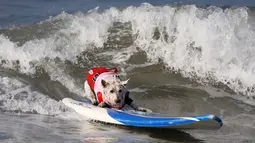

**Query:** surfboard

left=62, top=98, right=223, bottom=129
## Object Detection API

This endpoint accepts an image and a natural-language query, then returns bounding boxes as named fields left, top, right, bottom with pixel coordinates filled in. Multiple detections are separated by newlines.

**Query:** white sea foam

left=117, top=4, right=255, bottom=96
left=0, top=76, right=71, bottom=115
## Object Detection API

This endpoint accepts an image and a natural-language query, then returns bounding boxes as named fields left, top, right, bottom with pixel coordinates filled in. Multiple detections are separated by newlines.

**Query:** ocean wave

left=0, top=3, right=254, bottom=99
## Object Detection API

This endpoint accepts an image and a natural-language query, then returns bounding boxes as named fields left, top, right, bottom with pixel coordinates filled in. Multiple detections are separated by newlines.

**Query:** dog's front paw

left=98, top=102, right=108, bottom=108
left=91, top=99, right=98, bottom=106
left=137, top=107, right=152, bottom=113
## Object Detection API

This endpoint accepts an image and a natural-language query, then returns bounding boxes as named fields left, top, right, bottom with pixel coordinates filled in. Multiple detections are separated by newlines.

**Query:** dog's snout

left=115, top=99, right=121, bottom=103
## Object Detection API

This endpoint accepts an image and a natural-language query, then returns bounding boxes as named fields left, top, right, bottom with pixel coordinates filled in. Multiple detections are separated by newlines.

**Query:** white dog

left=84, top=67, right=150, bottom=112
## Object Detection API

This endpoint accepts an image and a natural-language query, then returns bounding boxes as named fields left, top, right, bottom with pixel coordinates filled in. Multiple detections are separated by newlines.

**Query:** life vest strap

left=86, top=67, right=118, bottom=104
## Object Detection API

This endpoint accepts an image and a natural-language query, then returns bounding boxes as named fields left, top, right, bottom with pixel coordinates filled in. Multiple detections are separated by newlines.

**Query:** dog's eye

left=119, top=90, right=122, bottom=93
left=114, top=75, right=120, bottom=79
left=110, top=90, right=114, bottom=93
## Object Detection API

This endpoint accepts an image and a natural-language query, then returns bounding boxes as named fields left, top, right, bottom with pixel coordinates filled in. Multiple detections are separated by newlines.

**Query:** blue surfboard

left=62, top=98, right=223, bottom=129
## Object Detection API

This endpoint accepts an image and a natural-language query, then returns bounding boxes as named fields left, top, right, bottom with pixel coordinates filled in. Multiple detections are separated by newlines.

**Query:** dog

left=84, top=67, right=151, bottom=112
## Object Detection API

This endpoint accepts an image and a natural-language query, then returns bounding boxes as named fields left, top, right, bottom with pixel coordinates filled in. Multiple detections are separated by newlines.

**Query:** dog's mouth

left=108, top=91, right=129, bottom=109
left=111, top=103, right=123, bottom=109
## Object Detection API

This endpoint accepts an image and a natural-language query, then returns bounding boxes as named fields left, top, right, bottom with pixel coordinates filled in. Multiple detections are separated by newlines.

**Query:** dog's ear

left=101, top=80, right=109, bottom=88
left=121, top=78, right=130, bottom=86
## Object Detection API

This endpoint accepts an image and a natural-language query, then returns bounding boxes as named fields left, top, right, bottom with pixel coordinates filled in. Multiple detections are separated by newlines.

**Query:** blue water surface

left=0, top=0, right=255, bottom=27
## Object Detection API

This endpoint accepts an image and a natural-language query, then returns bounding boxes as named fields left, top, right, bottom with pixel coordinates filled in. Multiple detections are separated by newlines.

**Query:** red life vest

left=86, top=67, right=118, bottom=103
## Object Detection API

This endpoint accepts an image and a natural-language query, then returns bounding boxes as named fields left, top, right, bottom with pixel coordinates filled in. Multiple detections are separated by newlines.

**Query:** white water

left=0, top=76, right=69, bottom=115
left=117, top=4, right=255, bottom=96
left=0, top=3, right=255, bottom=104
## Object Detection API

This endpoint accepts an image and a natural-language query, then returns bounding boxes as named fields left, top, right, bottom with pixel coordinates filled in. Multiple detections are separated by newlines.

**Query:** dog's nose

left=115, top=99, right=121, bottom=103
left=125, top=91, right=130, bottom=97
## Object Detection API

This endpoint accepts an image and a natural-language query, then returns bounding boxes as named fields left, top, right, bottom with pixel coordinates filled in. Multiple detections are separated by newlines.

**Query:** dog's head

left=101, top=76, right=129, bottom=109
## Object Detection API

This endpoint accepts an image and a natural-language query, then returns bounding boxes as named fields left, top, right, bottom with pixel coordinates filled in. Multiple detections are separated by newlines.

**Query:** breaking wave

left=1, top=3, right=255, bottom=113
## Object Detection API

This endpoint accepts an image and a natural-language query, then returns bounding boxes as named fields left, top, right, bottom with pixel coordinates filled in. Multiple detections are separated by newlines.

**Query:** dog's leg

left=129, top=102, right=152, bottom=113
left=98, top=102, right=108, bottom=108
left=84, top=81, right=98, bottom=105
